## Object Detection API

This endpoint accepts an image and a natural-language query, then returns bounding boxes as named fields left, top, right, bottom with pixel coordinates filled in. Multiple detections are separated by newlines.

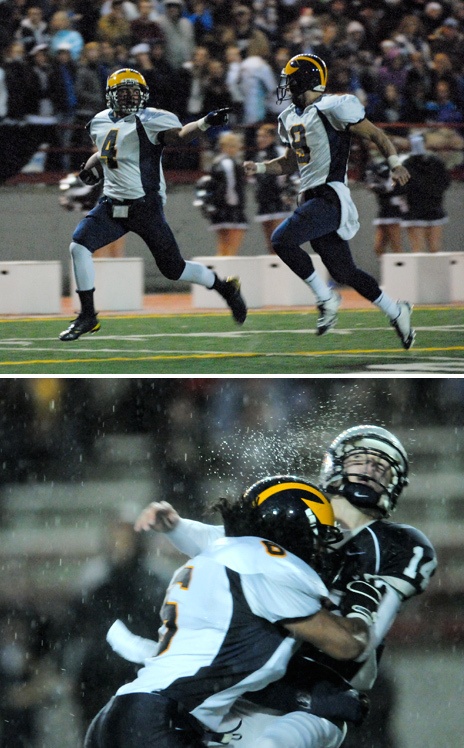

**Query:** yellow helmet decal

left=284, top=55, right=328, bottom=88
left=107, top=68, right=147, bottom=89
left=256, top=481, right=335, bottom=527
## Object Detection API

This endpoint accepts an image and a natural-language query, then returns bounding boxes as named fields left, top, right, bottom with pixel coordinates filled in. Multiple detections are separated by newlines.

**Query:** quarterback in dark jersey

left=135, top=425, right=436, bottom=747
left=243, top=54, right=415, bottom=349
left=59, top=68, right=246, bottom=341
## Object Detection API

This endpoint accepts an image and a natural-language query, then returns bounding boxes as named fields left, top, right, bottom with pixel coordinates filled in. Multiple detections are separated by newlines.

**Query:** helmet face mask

left=106, top=68, right=149, bottom=115
left=319, top=426, right=409, bottom=517
left=276, top=54, right=328, bottom=105
left=216, top=475, right=341, bottom=574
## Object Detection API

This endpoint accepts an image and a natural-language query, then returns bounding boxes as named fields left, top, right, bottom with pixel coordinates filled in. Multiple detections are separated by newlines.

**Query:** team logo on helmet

left=319, top=425, right=409, bottom=516
left=106, top=68, right=149, bottom=114
left=216, top=475, right=341, bottom=570
left=277, top=54, right=328, bottom=104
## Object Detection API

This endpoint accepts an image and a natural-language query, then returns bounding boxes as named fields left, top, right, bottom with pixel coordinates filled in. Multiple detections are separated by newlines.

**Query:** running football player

left=243, top=54, right=415, bottom=349
left=84, top=477, right=379, bottom=748
left=136, top=425, right=437, bottom=747
left=59, top=68, right=246, bottom=341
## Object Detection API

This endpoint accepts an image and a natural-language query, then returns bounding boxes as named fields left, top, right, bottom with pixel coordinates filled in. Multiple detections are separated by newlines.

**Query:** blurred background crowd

left=0, top=377, right=462, bottom=746
left=1, top=0, right=464, bottom=173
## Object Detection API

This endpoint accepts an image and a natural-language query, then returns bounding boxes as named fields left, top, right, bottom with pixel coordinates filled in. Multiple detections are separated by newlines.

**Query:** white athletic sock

left=304, top=271, right=332, bottom=302
left=179, top=261, right=215, bottom=288
left=70, top=241, right=95, bottom=290
left=374, top=291, right=400, bottom=320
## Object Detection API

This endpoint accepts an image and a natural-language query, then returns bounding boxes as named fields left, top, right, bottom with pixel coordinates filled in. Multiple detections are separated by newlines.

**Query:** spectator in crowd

left=157, top=0, right=195, bottom=70
left=206, top=131, right=248, bottom=256
left=227, top=4, right=271, bottom=60
left=49, top=42, right=78, bottom=170
left=48, top=9, right=84, bottom=60
left=426, top=76, right=464, bottom=122
left=72, top=0, right=102, bottom=43
left=401, top=132, right=452, bottom=253
left=421, top=0, right=448, bottom=36
left=403, top=50, right=434, bottom=101
left=429, top=14, right=464, bottom=64
left=377, top=47, right=408, bottom=99
left=150, top=37, right=183, bottom=111
left=202, top=57, right=234, bottom=123
left=184, top=0, right=214, bottom=47
left=97, top=0, right=132, bottom=46
left=99, top=0, right=139, bottom=20
left=2, top=40, right=37, bottom=121
left=73, top=41, right=107, bottom=168
left=399, top=79, right=430, bottom=123
left=28, top=43, right=62, bottom=170
left=129, top=0, right=164, bottom=46
left=238, top=50, right=276, bottom=126
left=129, top=42, right=159, bottom=102
left=15, top=5, right=50, bottom=54
left=253, top=0, right=280, bottom=48
left=179, top=43, right=210, bottom=122
left=252, top=123, right=295, bottom=253
left=224, top=44, right=244, bottom=122
left=392, top=13, right=431, bottom=62
left=430, top=51, right=464, bottom=106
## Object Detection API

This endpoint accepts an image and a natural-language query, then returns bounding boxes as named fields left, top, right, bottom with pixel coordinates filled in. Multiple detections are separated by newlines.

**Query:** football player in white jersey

left=59, top=68, right=247, bottom=341
left=135, top=425, right=437, bottom=748
left=85, top=477, right=382, bottom=748
left=243, top=54, right=415, bottom=349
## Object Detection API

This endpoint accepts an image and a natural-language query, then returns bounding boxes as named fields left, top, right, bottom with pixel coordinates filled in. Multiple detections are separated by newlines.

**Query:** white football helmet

left=319, top=425, right=409, bottom=516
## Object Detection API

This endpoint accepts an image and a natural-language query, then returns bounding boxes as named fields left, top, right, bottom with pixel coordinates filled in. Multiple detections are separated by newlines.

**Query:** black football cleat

left=59, top=314, right=101, bottom=341
left=217, top=276, right=247, bottom=325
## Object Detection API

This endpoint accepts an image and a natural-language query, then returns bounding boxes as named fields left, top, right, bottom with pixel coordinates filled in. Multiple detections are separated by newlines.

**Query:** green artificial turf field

left=0, top=306, right=462, bottom=374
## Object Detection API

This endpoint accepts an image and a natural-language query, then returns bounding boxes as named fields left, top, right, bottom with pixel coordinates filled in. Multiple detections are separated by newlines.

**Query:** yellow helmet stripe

left=284, top=55, right=327, bottom=87
left=256, top=481, right=335, bottom=525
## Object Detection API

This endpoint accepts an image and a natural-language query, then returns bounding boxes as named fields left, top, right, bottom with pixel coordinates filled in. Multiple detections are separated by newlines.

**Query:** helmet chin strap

left=341, top=481, right=381, bottom=509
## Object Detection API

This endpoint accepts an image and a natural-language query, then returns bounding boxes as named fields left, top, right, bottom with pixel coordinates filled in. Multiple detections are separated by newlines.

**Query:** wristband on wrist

left=197, top=117, right=210, bottom=132
left=255, top=162, right=266, bottom=174
left=387, top=155, right=401, bottom=169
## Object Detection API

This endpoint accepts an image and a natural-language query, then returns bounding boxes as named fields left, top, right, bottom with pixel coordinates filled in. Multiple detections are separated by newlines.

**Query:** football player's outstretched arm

left=162, top=108, right=233, bottom=145
left=244, top=147, right=298, bottom=177
left=283, top=608, right=369, bottom=661
left=350, top=118, right=410, bottom=186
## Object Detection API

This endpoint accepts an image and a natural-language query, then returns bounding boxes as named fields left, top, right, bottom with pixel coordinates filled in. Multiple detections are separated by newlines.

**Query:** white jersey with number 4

left=116, top=535, right=328, bottom=733
left=88, top=107, right=182, bottom=203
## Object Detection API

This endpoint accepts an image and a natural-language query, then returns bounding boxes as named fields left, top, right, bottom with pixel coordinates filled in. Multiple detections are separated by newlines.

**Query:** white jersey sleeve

left=140, top=107, right=183, bottom=145
left=315, top=94, right=365, bottom=130
left=168, top=518, right=225, bottom=556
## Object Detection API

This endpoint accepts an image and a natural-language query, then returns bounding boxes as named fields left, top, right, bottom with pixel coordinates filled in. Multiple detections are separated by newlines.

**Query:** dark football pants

left=271, top=187, right=381, bottom=302
left=73, top=194, right=186, bottom=281
left=84, top=693, right=206, bottom=748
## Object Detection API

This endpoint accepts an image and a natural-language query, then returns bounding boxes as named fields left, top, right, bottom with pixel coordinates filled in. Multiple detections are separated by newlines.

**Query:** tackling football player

left=243, top=54, right=415, bottom=349
left=59, top=68, right=247, bottom=341
left=84, top=477, right=379, bottom=748
left=136, top=425, right=437, bottom=748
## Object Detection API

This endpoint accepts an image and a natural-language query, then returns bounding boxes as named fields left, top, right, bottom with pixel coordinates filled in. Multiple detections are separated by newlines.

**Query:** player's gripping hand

left=134, top=500, right=180, bottom=533
left=344, top=575, right=387, bottom=626
left=79, top=162, right=103, bottom=186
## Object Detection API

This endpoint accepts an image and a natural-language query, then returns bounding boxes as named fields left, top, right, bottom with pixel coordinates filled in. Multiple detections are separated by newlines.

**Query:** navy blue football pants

left=271, top=187, right=381, bottom=302
left=73, top=193, right=186, bottom=281
left=84, top=693, right=206, bottom=748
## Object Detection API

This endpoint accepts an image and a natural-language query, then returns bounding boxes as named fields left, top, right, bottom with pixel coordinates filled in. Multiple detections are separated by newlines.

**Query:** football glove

left=344, top=576, right=387, bottom=626
left=306, top=681, right=370, bottom=726
left=204, top=107, right=233, bottom=127
left=79, top=162, right=102, bottom=186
